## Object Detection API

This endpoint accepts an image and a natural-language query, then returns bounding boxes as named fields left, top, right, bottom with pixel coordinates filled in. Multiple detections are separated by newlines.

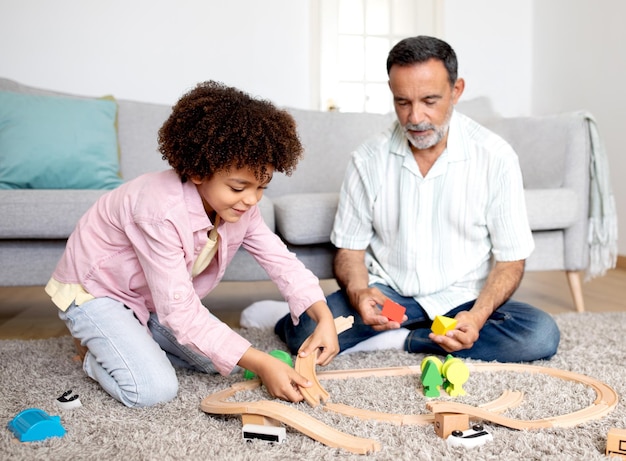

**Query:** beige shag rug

left=1, top=312, right=625, bottom=460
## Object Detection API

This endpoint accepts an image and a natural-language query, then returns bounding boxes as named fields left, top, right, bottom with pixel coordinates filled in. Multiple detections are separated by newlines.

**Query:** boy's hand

left=296, top=301, right=339, bottom=366
left=239, top=348, right=312, bottom=402
left=257, top=356, right=313, bottom=402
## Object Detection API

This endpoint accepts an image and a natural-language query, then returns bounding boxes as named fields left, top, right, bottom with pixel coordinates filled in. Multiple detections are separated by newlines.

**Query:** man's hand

left=352, top=286, right=407, bottom=332
left=430, top=260, right=525, bottom=353
left=333, top=248, right=407, bottom=330
left=428, top=310, right=481, bottom=353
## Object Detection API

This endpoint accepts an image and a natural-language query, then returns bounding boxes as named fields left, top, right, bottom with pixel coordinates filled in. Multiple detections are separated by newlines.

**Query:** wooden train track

left=200, top=358, right=617, bottom=454
left=427, top=362, right=619, bottom=429
left=294, top=351, right=330, bottom=407
left=324, top=388, right=524, bottom=425
left=200, top=379, right=380, bottom=454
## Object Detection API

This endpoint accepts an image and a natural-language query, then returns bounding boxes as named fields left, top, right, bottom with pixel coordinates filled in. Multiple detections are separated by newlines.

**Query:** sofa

left=0, top=77, right=596, bottom=311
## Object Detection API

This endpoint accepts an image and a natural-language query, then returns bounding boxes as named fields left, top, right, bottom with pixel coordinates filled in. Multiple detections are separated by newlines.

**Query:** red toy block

left=381, top=299, right=406, bottom=323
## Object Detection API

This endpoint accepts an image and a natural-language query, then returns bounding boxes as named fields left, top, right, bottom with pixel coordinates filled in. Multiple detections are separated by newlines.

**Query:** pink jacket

left=51, top=169, right=324, bottom=375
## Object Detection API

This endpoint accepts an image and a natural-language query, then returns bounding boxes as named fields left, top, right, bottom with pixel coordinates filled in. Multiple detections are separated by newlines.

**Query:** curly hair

left=158, top=81, right=303, bottom=183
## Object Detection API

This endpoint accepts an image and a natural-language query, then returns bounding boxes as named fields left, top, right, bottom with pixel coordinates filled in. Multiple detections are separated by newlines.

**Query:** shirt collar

left=182, top=179, right=215, bottom=232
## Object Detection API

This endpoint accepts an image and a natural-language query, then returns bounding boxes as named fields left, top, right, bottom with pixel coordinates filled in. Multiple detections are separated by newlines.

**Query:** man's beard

left=403, top=104, right=453, bottom=150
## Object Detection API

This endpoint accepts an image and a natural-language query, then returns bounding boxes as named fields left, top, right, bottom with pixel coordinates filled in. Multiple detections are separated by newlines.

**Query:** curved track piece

left=323, top=389, right=524, bottom=426
left=201, top=362, right=617, bottom=453
left=427, top=363, right=618, bottom=430
left=295, top=351, right=330, bottom=407
left=200, top=381, right=379, bottom=454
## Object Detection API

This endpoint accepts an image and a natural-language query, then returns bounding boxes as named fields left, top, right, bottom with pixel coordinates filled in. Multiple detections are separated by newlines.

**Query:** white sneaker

left=240, top=300, right=290, bottom=329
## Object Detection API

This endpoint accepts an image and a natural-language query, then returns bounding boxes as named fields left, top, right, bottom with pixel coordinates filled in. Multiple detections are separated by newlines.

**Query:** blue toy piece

left=8, top=408, right=66, bottom=442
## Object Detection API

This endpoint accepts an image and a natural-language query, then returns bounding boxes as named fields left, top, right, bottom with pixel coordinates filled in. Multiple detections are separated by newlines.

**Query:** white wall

left=442, top=0, right=534, bottom=117
left=531, top=0, right=626, bottom=257
left=441, top=0, right=625, bottom=256
left=0, top=0, right=312, bottom=108
left=0, top=0, right=624, bottom=255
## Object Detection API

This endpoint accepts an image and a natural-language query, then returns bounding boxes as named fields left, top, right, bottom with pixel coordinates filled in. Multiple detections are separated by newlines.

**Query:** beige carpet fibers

left=1, top=312, right=625, bottom=460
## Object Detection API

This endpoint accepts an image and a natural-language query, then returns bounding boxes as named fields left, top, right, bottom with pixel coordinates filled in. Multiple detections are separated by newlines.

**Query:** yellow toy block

left=431, top=315, right=457, bottom=336
left=442, top=356, right=469, bottom=397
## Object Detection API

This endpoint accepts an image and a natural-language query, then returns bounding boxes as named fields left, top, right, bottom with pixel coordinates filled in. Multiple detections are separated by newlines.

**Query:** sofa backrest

left=0, top=77, right=589, bottom=195
left=265, top=109, right=395, bottom=198
left=483, top=114, right=589, bottom=190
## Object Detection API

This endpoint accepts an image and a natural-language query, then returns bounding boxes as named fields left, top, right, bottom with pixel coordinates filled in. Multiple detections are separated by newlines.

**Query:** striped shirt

left=331, top=111, right=534, bottom=319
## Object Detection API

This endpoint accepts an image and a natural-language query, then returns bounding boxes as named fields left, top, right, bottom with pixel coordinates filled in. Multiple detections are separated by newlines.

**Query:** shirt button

left=174, top=293, right=181, bottom=300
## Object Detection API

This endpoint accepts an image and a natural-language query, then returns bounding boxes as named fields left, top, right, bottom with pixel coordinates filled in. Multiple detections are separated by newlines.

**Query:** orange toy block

left=606, top=428, right=626, bottom=459
left=431, top=315, right=457, bottom=336
left=433, top=412, right=469, bottom=439
left=381, top=299, right=406, bottom=323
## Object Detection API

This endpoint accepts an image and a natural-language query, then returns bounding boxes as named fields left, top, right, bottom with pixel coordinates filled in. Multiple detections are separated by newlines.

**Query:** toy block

left=442, top=357, right=470, bottom=397
left=8, top=408, right=66, bottom=442
left=334, top=315, right=354, bottom=334
left=421, top=355, right=443, bottom=375
left=421, top=359, right=443, bottom=397
left=431, top=315, right=457, bottom=336
left=433, top=412, right=469, bottom=439
left=244, top=349, right=294, bottom=380
left=381, top=299, right=406, bottom=323
left=606, top=428, right=626, bottom=459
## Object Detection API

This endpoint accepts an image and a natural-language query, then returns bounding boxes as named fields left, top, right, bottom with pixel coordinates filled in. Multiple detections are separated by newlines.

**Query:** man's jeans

left=59, top=297, right=219, bottom=407
left=275, top=283, right=560, bottom=362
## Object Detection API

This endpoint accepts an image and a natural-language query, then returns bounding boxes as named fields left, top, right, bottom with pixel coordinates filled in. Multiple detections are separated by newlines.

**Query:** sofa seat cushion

left=273, top=188, right=580, bottom=246
left=273, top=192, right=338, bottom=245
left=0, top=189, right=109, bottom=238
left=0, top=189, right=275, bottom=239
left=525, top=188, right=580, bottom=231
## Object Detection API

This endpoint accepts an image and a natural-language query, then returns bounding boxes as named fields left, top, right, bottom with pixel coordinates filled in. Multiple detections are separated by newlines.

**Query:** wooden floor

left=0, top=269, right=624, bottom=340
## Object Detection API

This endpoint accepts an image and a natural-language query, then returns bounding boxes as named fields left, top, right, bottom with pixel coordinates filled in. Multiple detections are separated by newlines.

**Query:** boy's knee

left=122, top=368, right=179, bottom=408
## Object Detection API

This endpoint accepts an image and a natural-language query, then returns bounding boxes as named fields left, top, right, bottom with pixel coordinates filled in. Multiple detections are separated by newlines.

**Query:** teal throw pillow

left=0, top=90, right=123, bottom=189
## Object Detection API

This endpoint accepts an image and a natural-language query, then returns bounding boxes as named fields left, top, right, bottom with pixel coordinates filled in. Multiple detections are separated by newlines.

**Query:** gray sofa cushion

left=0, top=188, right=275, bottom=239
left=484, top=115, right=577, bottom=189
left=273, top=189, right=580, bottom=246
left=0, top=190, right=108, bottom=238
left=273, top=192, right=338, bottom=245
left=117, top=99, right=171, bottom=180
left=266, top=109, right=396, bottom=198
left=525, top=188, right=580, bottom=230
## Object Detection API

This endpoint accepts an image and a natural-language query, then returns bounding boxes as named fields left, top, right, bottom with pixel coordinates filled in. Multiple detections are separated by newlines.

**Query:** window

left=317, top=0, right=441, bottom=113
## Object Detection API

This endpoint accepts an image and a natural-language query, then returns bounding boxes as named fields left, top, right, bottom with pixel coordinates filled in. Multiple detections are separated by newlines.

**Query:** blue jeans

left=59, top=297, right=219, bottom=407
left=275, top=283, right=560, bottom=362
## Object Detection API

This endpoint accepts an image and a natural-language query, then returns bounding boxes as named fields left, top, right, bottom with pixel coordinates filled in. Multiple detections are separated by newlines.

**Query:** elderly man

left=275, top=35, right=559, bottom=362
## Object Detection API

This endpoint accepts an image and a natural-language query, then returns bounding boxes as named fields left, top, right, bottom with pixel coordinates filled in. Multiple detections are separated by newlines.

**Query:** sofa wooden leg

left=566, top=271, right=585, bottom=312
